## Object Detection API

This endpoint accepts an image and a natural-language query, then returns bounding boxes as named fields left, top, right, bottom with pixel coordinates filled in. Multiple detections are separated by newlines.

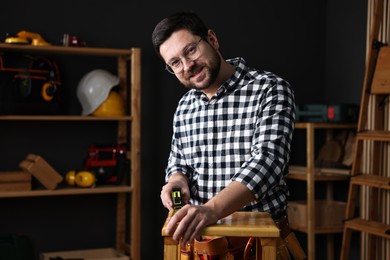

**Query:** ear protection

left=40, top=63, right=59, bottom=102
left=29, top=56, right=61, bottom=102
left=41, top=81, right=57, bottom=101
left=65, top=170, right=96, bottom=188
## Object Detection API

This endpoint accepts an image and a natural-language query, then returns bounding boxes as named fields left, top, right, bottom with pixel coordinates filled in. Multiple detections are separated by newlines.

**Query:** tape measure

left=171, top=187, right=183, bottom=214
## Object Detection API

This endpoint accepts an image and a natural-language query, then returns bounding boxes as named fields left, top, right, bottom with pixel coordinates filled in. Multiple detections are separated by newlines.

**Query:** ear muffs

left=41, top=82, right=57, bottom=101
left=65, top=170, right=96, bottom=188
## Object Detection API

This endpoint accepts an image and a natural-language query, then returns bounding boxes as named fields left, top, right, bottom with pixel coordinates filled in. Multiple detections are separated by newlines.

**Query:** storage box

left=40, top=248, right=129, bottom=260
left=19, top=154, right=63, bottom=190
left=287, top=200, right=346, bottom=228
left=295, top=104, right=359, bottom=123
left=0, top=171, right=31, bottom=191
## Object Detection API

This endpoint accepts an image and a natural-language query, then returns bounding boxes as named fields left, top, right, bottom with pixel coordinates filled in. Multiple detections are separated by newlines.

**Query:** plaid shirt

left=165, top=57, right=295, bottom=219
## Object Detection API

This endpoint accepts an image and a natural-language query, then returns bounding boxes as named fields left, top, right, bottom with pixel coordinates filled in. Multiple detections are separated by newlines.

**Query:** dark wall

left=0, top=1, right=366, bottom=259
left=325, top=0, right=367, bottom=104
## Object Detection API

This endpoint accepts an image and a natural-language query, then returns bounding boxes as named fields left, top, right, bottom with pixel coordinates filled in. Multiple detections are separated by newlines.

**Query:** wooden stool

left=161, top=211, right=280, bottom=260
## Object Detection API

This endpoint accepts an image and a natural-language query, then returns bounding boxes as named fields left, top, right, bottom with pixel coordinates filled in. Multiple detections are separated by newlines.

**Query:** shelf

left=289, top=224, right=344, bottom=234
left=0, top=185, right=133, bottom=198
left=295, top=122, right=356, bottom=129
left=289, top=122, right=356, bottom=260
left=0, top=115, right=133, bottom=121
left=0, top=43, right=133, bottom=57
left=0, top=44, right=142, bottom=259
left=288, top=199, right=346, bottom=234
left=288, top=165, right=350, bottom=181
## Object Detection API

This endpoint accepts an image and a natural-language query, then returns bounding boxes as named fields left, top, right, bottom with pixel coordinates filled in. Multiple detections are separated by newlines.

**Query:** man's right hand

left=160, top=172, right=190, bottom=211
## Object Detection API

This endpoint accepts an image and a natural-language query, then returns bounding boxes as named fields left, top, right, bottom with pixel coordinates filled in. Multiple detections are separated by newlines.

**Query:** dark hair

left=152, top=12, right=209, bottom=58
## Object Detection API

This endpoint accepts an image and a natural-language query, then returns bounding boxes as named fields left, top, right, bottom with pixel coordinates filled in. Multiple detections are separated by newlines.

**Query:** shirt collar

left=193, top=57, right=247, bottom=99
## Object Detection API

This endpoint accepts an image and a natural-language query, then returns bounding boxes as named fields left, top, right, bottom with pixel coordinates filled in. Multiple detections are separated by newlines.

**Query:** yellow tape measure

left=171, top=187, right=183, bottom=214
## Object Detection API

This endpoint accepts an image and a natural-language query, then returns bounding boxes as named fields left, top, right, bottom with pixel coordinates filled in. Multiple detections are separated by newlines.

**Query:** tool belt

left=181, top=236, right=255, bottom=260
left=274, top=213, right=307, bottom=260
left=275, top=214, right=291, bottom=239
left=180, top=213, right=306, bottom=260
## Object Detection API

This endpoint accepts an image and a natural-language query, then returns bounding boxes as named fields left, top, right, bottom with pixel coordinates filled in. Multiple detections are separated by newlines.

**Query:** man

left=152, top=12, right=296, bottom=248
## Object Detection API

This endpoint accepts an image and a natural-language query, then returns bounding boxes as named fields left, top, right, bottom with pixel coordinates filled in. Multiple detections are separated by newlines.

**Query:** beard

left=180, top=48, right=221, bottom=91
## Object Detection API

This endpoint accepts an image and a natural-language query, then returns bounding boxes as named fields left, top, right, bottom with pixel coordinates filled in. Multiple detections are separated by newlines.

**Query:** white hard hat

left=77, top=69, right=120, bottom=115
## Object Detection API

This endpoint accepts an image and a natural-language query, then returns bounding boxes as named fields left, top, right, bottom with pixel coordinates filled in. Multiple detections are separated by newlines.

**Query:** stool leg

left=164, top=237, right=179, bottom=260
left=259, top=238, right=277, bottom=260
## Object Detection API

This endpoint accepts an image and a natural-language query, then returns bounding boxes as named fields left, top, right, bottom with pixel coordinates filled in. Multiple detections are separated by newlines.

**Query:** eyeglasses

left=165, top=38, right=203, bottom=74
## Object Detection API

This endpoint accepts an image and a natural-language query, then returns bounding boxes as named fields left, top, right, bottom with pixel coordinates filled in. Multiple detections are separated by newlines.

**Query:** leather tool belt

left=274, top=213, right=291, bottom=239
left=274, top=213, right=307, bottom=260
left=180, top=212, right=306, bottom=260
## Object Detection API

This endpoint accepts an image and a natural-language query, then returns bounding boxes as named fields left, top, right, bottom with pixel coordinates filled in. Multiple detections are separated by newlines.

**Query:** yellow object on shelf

left=65, top=170, right=96, bottom=188
left=5, top=30, right=51, bottom=46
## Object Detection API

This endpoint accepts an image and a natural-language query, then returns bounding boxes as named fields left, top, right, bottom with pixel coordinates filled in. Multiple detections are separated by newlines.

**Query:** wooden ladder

left=340, top=0, right=390, bottom=259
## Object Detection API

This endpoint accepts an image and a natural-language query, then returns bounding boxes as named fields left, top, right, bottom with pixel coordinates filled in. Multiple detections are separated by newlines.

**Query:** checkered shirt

left=165, top=57, right=295, bottom=219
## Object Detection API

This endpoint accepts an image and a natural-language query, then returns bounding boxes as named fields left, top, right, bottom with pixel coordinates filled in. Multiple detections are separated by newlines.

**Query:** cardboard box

left=287, top=200, right=346, bottom=228
left=40, top=248, right=129, bottom=260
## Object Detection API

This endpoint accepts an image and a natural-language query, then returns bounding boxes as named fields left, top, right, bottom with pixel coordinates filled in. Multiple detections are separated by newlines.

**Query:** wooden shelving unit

left=0, top=44, right=141, bottom=259
left=288, top=122, right=356, bottom=260
left=340, top=1, right=390, bottom=258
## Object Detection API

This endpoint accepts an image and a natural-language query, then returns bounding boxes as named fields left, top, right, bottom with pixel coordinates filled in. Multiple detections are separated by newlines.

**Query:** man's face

left=159, top=29, right=221, bottom=90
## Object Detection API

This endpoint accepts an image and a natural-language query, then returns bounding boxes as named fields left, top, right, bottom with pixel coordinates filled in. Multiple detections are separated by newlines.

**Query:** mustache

left=184, top=63, right=203, bottom=78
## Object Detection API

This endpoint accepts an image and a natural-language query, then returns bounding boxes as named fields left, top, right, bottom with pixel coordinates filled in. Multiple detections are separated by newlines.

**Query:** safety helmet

left=76, top=69, right=119, bottom=115
left=92, top=90, right=126, bottom=116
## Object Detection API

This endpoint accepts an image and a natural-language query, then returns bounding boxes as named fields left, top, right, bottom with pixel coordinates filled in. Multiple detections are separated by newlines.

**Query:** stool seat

left=162, top=211, right=280, bottom=260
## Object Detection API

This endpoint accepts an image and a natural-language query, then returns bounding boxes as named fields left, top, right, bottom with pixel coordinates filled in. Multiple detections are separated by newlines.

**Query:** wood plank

left=357, top=130, right=390, bottom=141
left=0, top=185, right=133, bottom=198
left=288, top=165, right=351, bottom=179
left=0, top=182, right=31, bottom=191
left=0, top=115, right=133, bottom=121
left=0, top=43, right=132, bottom=56
left=294, top=122, right=356, bottom=129
left=351, top=174, right=390, bottom=189
left=344, top=218, right=390, bottom=239
left=371, top=46, right=390, bottom=94
left=0, top=171, right=31, bottom=182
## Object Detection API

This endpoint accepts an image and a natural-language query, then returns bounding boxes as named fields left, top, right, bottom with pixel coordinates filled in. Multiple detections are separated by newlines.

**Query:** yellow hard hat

left=77, top=69, right=119, bottom=116
left=92, top=91, right=126, bottom=116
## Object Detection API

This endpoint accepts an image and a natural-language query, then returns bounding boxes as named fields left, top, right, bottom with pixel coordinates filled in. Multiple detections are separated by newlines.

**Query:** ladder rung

left=357, top=130, right=390, bottom=141
left=344, top=218, right=390, bottom=239
left=351, top=174, right=390, bottom=189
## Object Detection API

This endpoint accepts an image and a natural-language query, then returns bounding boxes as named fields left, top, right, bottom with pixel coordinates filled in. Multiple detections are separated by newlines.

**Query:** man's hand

left=162, top=180, right=255, bottom=246
left=164, top=204, right=219, bottom=246
left=160, top=173, right=190, bottom=211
